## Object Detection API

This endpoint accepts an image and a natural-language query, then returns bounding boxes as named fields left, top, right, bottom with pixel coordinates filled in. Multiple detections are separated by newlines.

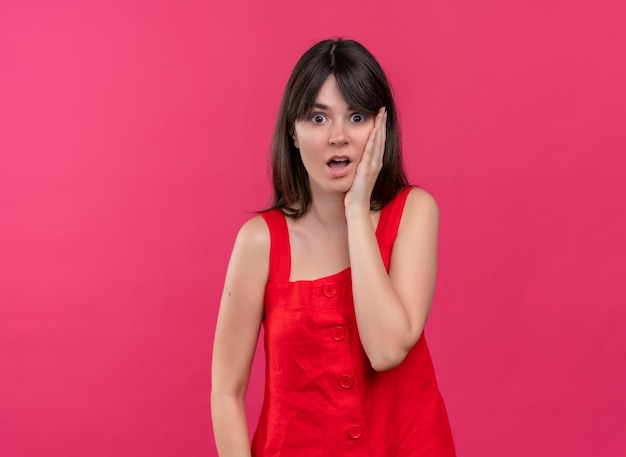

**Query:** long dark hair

left=269, top=38, right=408, bottom=217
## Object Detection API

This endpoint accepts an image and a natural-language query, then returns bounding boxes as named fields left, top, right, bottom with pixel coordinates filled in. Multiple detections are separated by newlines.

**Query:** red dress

left=252, top=188, right=455, bottom=456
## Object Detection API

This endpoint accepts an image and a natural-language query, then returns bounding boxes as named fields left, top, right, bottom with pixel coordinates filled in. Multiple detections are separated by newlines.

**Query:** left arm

left=345, top=109, right=439, bottom=371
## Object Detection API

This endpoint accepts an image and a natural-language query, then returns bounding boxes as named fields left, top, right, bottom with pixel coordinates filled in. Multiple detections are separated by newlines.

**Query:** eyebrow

left=311, top=102, right=356, bottom=111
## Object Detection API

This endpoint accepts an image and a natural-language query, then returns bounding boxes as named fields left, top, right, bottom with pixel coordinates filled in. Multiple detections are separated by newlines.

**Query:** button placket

left=323, top=282, right=362, bottom=443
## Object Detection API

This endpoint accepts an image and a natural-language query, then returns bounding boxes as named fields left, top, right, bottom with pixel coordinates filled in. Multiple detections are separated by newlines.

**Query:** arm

left=347, top=187, right=439, bottom=371
left=211, top=216, right=269, bottom=456
left=345, top=108, right=439, bottom=371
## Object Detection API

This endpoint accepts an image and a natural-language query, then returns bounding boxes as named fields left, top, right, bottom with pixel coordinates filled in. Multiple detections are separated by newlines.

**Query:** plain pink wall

left=1, top=1, right=625, bottom=456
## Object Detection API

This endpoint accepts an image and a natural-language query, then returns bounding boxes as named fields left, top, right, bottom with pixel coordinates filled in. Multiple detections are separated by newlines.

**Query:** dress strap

left=260, top=210, right=291, bottom=282
left=375, top=186, right=414, bottom=271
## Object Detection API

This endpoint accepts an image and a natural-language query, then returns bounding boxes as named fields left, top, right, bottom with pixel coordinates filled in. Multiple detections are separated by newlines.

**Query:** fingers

left=378, top=107, right=387, bottom=143
left=345, top=107, right=388, bottom=210
left=356, top=107, right=388, bottom=174
left=369, top=107, right=386, bottom=169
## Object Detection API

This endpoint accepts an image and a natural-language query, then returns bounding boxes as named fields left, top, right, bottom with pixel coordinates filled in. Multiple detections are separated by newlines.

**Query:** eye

left=311, top=113, right=327, bottom=124
left=350, top=113, right=366, bottom=123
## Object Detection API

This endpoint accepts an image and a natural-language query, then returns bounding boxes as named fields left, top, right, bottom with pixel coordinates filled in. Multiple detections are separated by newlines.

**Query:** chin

left=328, top=179, right=355, bottom=195
left=310, top=174, right=356, bottom=196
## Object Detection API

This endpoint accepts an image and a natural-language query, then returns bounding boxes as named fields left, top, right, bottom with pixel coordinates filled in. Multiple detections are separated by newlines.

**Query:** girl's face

left=293, top=74, right=375, bottom=197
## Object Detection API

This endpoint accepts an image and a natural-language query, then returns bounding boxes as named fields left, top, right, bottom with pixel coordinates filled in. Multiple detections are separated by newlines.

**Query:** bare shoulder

left=399, top=187, right=439, bottom=233
left=222, top=214, right=270, bottom=302
left=225, top=215, right=270, bottom=286
left=233, top=214, right=270, bottom=257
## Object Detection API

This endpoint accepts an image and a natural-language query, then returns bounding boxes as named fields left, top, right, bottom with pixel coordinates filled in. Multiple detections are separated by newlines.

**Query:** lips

left=326, top=155, right=352, bottom=177
left=327, top=157, right=351, bottom=170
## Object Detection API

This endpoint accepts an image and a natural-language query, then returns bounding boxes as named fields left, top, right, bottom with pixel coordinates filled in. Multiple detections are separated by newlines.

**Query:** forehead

left=314, top=74, right=349, bottom=109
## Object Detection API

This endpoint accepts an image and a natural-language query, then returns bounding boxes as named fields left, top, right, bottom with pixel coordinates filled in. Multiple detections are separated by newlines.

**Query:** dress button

left=322, top=283, right=337, bottom=298
left=330, top=326, right=345, bottom=341
left=339, top=375, right=354, bottom=389
left=348, top=424, right=362, bottom=439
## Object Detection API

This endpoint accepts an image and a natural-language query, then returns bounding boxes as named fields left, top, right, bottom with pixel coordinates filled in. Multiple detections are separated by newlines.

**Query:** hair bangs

left=335, top=70, right=383, bottom=115
left=289, top=68, right=331, bottom=122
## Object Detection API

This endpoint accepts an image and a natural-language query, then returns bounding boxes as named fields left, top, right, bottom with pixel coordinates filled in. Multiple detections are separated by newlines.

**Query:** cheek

left=295, top=133, right=324, bottom=156
left=353, top=130, right=373, bottom=155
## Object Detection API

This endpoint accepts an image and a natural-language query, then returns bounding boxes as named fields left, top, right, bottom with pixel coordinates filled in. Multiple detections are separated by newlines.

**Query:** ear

left=292, top=130, right=299, bottom=149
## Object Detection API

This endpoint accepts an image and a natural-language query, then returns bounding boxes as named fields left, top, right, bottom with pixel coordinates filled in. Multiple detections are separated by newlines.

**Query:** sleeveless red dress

left=252, top=188, right=455, bottom=456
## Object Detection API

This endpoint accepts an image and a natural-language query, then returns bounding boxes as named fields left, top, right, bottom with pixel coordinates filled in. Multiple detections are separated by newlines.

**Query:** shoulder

left=399, top=187, right=439, bottom=234
left=404, top=187, right=438, bottom=214
left=232, top=215, right=271, bottom=262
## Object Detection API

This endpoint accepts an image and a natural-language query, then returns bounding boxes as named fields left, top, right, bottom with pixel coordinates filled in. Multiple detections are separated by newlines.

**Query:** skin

left=211, top=75, right=439, bottom=456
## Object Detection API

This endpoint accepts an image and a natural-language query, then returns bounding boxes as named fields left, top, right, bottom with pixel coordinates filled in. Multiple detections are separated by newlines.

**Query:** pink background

left=1, top=0, right=625, bottom=456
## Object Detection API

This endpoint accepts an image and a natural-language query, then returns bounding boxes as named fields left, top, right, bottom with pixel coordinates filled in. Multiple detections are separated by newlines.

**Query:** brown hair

left=269, top=38, right=408, bottom=217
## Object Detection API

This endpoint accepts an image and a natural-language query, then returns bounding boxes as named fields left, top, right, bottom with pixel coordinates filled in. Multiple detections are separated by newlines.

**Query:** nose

left=328, top=120, right=348, bottom=146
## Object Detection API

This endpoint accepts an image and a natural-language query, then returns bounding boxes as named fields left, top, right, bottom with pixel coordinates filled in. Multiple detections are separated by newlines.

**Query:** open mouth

left=327, top=157, right=351, bottom=170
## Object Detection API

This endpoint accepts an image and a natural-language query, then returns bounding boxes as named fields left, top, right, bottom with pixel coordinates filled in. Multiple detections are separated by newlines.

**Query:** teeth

left=331, top=158, right=349, bottom=162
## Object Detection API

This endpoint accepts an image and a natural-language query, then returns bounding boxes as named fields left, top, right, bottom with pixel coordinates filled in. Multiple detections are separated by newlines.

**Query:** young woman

left=211, top=39, right=455, bottom=456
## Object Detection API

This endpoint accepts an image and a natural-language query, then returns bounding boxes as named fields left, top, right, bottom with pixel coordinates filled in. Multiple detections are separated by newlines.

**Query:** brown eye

left=311, top=113, right=327, bottom=124
left=350, top=113, right=365, bottom=123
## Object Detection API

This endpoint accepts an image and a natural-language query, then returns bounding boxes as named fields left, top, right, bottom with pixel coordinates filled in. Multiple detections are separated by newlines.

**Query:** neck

left=306, top=191, right=348, bottom=230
